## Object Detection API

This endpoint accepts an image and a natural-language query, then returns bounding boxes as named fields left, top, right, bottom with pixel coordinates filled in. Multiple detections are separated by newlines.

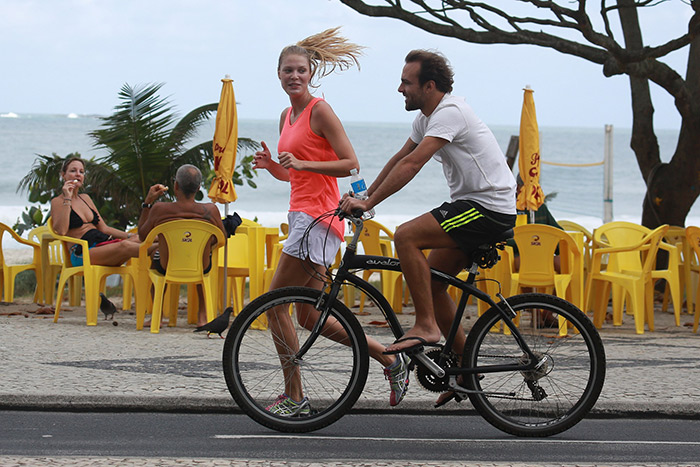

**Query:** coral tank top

left=278, top=97, right=345, bottom=240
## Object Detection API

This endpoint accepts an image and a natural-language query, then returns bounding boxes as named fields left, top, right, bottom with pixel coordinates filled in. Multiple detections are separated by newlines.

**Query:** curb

left=3, top=394, right=699, bottom=419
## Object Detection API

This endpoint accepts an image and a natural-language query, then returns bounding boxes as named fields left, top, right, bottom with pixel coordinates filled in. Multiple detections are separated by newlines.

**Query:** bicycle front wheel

left=223, top=286, right=369, bottom=433
left=463, top=293, right=606, bottom=437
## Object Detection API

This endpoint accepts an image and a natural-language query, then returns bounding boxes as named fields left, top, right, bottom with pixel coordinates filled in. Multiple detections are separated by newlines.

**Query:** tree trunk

left=642, top=7, right=700, bottom=228
left=617, top=0, right=660, bottom=226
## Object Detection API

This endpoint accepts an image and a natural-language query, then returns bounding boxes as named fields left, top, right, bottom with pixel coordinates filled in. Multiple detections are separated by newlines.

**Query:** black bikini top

left=68, top=195, right=100, bottom=230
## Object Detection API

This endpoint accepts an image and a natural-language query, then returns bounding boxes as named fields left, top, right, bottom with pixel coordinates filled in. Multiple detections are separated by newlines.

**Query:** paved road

left=2, top=411, right=700, bottom=465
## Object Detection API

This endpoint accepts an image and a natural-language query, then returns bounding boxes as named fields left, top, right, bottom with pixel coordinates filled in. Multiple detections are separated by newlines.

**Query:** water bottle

left=349, top=169, right=375, bottom=220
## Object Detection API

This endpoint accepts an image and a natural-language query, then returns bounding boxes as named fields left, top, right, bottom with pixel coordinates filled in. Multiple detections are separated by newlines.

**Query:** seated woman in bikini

left=50, top=157, right=140, bottom=267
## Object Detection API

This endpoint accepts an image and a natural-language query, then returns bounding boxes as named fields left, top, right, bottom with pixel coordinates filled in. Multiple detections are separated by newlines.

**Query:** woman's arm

left=252, top=109, right=291, bottom=182
left=280, top=100, right=358, bottom=178
left=50, top=195, right=74, bottom=236
left=50, top=178, right=81, bottom=236
left=253, top=141, right=290, bottom=181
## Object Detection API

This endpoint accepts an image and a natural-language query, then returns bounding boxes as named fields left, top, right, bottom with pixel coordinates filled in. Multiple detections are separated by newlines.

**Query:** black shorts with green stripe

left=430, top=200, right=516, bottom=257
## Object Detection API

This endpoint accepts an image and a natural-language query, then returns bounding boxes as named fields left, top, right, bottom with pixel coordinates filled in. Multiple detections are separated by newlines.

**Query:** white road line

left=213, top=434, right=700, bottom=445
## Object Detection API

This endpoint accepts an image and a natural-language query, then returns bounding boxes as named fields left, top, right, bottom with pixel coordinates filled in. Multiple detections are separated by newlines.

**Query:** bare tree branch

left=339, top=0, right=696, bottom=99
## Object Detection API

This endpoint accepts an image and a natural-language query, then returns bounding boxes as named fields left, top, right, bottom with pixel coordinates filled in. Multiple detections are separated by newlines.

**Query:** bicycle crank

left=415, top=348, right=457, bottom=392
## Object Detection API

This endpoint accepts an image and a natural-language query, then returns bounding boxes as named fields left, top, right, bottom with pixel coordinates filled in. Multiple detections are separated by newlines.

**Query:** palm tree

left=17, top=83, right=259, bottom=229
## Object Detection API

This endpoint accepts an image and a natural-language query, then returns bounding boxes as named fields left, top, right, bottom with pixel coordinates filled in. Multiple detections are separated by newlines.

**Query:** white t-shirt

left=410, top=94, right=516, bottom=215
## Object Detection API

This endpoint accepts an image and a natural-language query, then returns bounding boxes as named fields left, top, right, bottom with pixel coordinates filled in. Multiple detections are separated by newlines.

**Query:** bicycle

left=222, top=209, right=606, bottom=436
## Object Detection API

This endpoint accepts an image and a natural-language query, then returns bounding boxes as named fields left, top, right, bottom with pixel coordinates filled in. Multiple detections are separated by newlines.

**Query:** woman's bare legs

left=88, top=236, right=140, bottom=266
left=266, top=252, right=395, bottom=402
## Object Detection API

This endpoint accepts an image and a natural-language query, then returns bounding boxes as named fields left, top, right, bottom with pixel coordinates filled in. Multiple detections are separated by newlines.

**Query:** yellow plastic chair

left=685, top=226, right=700, bottom=333
left=263, top=242, right=284, bottom=293
left=594, top=221, right=682, bottom=327
left=662, top=226, right=693, bottom=315
left=119, top=227, right=139, bottom=311
left=510, top=225, right=582, bottom=303
left=235, top=219, right=278, bottom=303
left=48, top=218, right=138, bottom=326
left=586, top=224, right=668, bottom=334
left=509, top=224, right=583, bottom=336
left=135, top=219, right=224, bottom=333
left=28, top=224, right=65, bottom=305
left=218, top=231, right=254, bottom=315
left=247, top=241, right=285, bottom=331
left=0, top=222, right=42, bottom=303
left=351, top=220, right=403, bottom=313
left=558, top=220, right=594, bottom=280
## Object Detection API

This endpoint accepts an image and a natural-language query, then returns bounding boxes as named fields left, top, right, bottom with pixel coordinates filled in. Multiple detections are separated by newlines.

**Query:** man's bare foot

left=435, top=374, right=466, bottom=407
left=435, top=390, right=459, bottom=407
left=384, top=327, right=441, bottom=354
left=197, top=311, right=209, bottom=328
left=143, top=317, right=167, bottom=327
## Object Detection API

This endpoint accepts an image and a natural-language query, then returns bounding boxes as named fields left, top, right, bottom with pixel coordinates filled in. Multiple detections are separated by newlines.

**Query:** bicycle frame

left=297, top=215, right=541, bottom=378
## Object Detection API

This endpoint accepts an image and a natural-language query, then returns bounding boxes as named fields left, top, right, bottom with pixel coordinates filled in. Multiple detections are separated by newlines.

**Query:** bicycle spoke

left=223, top=287, right=369, bottom=432
left=464, top=293, right=605, bottom=437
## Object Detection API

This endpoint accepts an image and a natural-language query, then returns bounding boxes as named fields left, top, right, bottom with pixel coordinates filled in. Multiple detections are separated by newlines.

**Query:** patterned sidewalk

left=1, top=296, right=699, bottom=416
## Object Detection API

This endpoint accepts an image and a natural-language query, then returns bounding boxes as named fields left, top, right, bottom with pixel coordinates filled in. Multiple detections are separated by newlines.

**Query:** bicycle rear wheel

left=463, top=293, right=606, bottom=437
left=223, top=286, right=369, bottom=433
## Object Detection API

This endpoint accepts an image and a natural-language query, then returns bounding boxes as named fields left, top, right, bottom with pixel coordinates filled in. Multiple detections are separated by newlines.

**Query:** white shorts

left=283, top=211, right=342, bottom=267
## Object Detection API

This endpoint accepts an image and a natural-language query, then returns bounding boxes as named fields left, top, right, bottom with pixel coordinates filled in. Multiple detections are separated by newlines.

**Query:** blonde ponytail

left=279, top=27, right=364, bottom=86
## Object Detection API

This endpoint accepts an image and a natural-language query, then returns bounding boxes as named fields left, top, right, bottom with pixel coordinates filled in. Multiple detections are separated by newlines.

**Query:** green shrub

left=13, top=270, right=37, bottom=298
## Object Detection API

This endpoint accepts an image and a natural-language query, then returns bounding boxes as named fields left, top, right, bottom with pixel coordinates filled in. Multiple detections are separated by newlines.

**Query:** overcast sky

left=1, top=0, right=693, bottom=129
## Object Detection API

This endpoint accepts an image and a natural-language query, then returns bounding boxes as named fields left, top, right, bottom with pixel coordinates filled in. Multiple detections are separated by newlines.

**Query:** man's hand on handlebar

left=339, top=192, right=369, bottom=219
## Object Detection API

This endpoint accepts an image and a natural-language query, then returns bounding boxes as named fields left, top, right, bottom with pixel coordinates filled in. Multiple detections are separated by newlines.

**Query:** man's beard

left=404, top=98, right=420, bottom=111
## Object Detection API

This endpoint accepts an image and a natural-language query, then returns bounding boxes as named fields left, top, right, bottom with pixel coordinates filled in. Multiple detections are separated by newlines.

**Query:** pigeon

left=194, top=307, right=233, bottom=338
left=99, top=293, right=118, bottom=321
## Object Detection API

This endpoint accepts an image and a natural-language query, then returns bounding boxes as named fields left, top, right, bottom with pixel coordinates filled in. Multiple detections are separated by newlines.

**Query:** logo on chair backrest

left=182, top=231, right=192, bottom=243
left=530, top=235, right=541, bottom=246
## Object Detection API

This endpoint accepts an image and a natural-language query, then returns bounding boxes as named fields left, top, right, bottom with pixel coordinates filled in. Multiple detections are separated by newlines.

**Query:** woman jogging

left=253, top=27, right=409, bottom=416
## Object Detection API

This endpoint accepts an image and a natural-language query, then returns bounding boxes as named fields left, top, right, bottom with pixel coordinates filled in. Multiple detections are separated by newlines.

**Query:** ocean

left=1, top=113, right=697, bottom=251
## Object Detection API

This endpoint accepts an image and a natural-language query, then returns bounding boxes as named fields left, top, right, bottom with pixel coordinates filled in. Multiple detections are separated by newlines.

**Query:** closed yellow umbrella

left=207, top=76, right=237, bottom=321
left=208, top=76, right=238, bottom=204
left=516, top=85, right=545, bottom=221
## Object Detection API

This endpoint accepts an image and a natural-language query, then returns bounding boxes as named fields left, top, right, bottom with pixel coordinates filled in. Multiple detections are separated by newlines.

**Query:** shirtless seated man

left=138, top=164, right=226, bottom=327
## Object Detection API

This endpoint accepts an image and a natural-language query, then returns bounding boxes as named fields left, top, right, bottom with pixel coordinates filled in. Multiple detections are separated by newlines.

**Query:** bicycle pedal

left=404, top=346, right=425, bottom=356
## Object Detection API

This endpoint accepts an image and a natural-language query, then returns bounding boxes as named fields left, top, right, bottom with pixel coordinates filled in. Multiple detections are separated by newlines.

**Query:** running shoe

left=266, top=393, right=311, bottom=417
left=384, top=353, right=410, bottom=406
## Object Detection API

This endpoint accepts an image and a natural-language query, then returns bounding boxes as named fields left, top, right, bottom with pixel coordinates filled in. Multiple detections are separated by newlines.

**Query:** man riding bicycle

left=340, top=50, right=517, bottom=378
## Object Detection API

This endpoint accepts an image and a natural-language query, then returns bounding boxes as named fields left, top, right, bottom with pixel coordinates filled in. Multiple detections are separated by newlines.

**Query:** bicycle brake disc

left=415, top=347, right=457, bottom=392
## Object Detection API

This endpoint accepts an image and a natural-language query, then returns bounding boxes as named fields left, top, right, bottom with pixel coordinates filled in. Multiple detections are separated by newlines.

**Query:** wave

left=1, top=112, right=19, bottom=118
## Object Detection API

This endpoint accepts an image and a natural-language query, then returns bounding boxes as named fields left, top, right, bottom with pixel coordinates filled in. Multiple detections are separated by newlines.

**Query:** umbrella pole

left=223, top=203, right=229, bottom=313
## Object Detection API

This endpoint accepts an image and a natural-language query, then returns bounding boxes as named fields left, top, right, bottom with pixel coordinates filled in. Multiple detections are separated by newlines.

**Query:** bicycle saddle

left=472, top=229, right=513, bottom=269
